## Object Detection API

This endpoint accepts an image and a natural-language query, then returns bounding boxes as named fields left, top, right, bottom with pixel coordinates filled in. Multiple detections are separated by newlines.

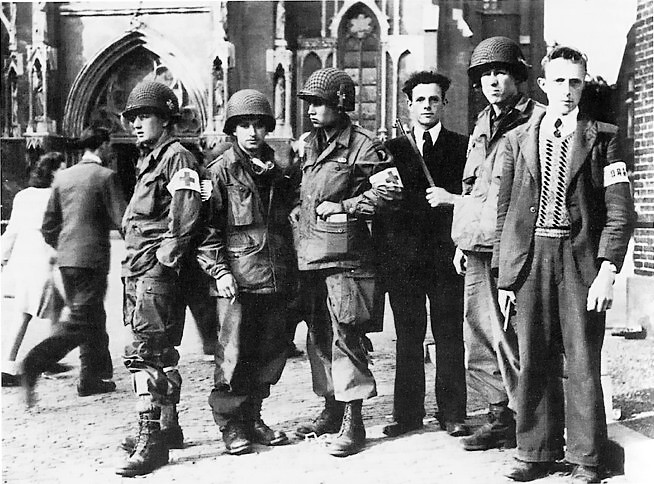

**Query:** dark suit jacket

left=378, top=127, right=468, bottom=273
left=494, top=111, right=636, bottom=291
left=42, top=156, right=127, bottom=272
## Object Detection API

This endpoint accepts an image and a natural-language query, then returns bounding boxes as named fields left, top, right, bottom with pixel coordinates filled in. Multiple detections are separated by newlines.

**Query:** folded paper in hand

left=369, top=167, right=403, bottom=188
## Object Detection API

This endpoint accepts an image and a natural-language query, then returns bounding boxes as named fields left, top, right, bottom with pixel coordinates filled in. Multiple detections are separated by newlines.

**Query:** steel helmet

left=297, top=67, right=355, bottom=112
left=468, top=36, right=530, bottom=85
left=224, top=89, right=275, bottom=135
left=122, top=81, right=180, bottom=121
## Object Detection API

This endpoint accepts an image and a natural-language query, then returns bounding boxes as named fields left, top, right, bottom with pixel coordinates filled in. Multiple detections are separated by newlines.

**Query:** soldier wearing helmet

left=117, top=81, right=203, bottom=477
left=451, top=36, right=544, bottom=453
left=293, top=67, right=401, bottom=457
left=196, top=89, right=297, bottom=455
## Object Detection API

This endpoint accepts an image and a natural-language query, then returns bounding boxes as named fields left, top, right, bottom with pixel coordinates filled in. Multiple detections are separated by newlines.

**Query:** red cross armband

left=603, top=161, right=629, bottom=187
left=369, top=167, right=404, bottom=189
left=167, top=168, right=201, bottom=195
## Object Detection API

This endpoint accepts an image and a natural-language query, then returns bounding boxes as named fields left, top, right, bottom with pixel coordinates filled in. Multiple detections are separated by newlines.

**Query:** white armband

left=167, top=168, right=201, bottom=195
left=603, top=162, right=629, bottom=187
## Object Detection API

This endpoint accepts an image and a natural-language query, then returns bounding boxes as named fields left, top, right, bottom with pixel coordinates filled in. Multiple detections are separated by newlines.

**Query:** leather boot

left=327, top=400, right=366, bottom=457
left=296, top=395, right=345, bottom=438
left=116, top=409, right=168, bottom=477
left=249, top=399, right=288, bottom=446
left=120, top=404, right=184, bottom=453
left=221, top=419, right=253, bottom=455
left=462, top=402, right=516, bottom=451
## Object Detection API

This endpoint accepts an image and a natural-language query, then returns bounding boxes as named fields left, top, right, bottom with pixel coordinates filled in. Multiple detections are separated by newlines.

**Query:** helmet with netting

left=468, top=36, right=530, bottom=85
left=122, top=81, right=180, bottom=121
left=297, top=68, right=355, bottom=112
left=224, top=89, right=275, bottom=134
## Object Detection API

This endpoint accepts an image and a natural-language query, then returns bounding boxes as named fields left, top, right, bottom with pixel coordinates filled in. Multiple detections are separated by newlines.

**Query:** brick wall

left=633, top=0, right=654, bottom=277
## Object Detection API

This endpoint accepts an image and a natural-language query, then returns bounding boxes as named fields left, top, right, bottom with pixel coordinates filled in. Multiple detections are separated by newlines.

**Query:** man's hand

left=587, top=261, right=616, bottom=312
left=316, top=201, right=344, bottom=220
left=453, top=247, right=467, bottom=275
left=426, top=187, right=455, bottom=207
left=216, top=273, right=238, bottom=299
left=375, top=183, right=403, bottom=201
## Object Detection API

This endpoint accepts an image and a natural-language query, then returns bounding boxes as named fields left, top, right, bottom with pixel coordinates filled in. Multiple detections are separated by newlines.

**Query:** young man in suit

left=451, top=36, right=542, bottom=452
left=22, top=127, right=126, bottom=402
left=495, top=46, right=636, bottom=483
left=379, top=71, right=469, bottom=438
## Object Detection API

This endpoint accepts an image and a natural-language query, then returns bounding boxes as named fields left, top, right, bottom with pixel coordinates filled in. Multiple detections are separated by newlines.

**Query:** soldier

left=116, top=81, right=202, bottom=477
left=293, top=68, right=400, bottom=456
left=451, top=36, right=543, bottom=451
left=495, top=46, right=635, bottom=482
left=378, top=71, right=469, bottom=438
left=196, top=89, right=297, bottom=455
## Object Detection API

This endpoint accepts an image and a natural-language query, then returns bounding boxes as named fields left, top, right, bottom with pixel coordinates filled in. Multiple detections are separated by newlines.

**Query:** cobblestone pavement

left=2, top=326, right=652, bottom=484
left=2, top=240, right=652, bottom=483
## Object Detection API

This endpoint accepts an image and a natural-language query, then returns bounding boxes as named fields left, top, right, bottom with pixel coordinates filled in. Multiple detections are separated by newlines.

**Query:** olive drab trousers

left=122, top=265, right=184, bottom=406
left=208, top=293, right=289, bottom=427
left=303, top=268, right=377, bottom=402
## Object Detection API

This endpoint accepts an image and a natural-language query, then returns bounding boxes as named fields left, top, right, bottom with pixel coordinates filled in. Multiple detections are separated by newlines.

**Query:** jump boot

left=327, top=400, right=366, bottom=457
left=121, top=404, right=184, bottom=453
left=296, top=395, right=346, bottom=438
left=221, top=419, right=253, bottom=455
left=462, top=402, right=516, bottom=451
left=249, top=399, right=288, bottom=446
left=116, top=409, right=169, bottom=477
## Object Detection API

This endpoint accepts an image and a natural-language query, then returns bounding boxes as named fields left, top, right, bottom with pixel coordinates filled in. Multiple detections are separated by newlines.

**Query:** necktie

left=422, top=131, right=433, bottom=160
left=553, top=118, right=563, bottom=138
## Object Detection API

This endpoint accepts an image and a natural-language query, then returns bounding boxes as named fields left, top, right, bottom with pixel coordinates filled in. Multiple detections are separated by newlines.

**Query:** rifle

left=395, top=118, right=435, bottom=188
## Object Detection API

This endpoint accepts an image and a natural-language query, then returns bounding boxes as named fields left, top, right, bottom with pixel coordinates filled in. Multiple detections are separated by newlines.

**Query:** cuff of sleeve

left=213, top=268, right=231, bottom=280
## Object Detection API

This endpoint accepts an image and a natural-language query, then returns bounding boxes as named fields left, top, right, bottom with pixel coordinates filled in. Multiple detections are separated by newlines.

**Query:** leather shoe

left=569, top=464, right=600, bottom=483
left=77, top=379, right=116, bottom=397
left=506, top=461, right=553, bottom=482
left=382, top=420, right=423, bottom=437
left=440, top=421, right=470, bottom=437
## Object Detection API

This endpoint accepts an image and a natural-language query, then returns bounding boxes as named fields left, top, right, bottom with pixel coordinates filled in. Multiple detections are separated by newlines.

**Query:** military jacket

left=295, top=119, right=394, bottom=271
left=196, top=143, right=297, bottom=294
left=122, top=133, right=202, bottom=277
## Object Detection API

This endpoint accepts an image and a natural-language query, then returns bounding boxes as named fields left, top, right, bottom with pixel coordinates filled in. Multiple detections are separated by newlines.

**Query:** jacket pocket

left=227, top=184, right=255, bottom=226
left=305, top=218, right=358, bottom=264
left=131, top=177, right=159, bottom=215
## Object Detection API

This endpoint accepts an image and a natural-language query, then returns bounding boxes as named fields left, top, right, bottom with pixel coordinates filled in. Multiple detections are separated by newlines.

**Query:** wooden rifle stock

left=395, top=118, right=436, bottom=188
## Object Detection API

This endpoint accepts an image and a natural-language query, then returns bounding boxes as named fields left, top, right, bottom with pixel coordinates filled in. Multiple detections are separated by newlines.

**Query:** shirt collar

left=542, top=107, right=579, bottom=138
left=414, top=122, right=442, bottom=144
left=81, top=152, right=103, bottom=164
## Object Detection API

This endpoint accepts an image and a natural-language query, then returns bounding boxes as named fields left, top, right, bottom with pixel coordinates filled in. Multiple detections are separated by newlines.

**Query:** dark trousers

left=209, top=292, right=288, bottom=426
left=387, top=262, right=466, bottom=424
left=514, top=236, right=606, bottom=467
left=22, top=267, right=111, bottom=382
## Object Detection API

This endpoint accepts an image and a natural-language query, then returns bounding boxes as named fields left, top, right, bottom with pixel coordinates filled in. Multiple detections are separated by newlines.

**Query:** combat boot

left=221, top=419, right=253, bottom=455
left=116, top=410, right=168, bottom=477
left=462, top=402, right=516, bottom=451
left=296, top=396, right=345, bottom=438
left=327, top=400, right=366, bottom=457
left=120, top=405, right=184, bottom=453
left=248, top=399, right=288, bottom=446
